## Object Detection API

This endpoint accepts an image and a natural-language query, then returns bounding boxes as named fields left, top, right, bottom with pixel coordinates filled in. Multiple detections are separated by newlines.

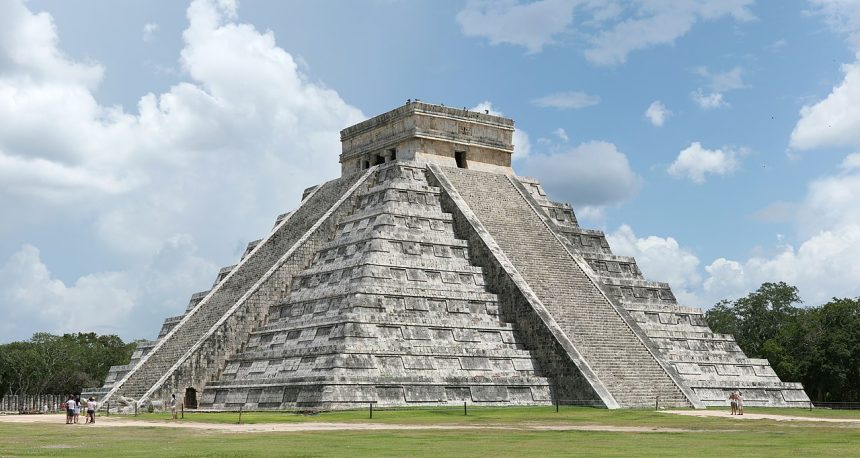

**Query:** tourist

left=170, top=394, right=177, bottom=420
left=65, top=395, right=75, bottom=425
left=737, top=391, right=744, bottom=415
left=86, top=397, right=97, bottom=424
left=73, top=395, right=81, bottom=424
left=728, top=391, right=737, bottom=415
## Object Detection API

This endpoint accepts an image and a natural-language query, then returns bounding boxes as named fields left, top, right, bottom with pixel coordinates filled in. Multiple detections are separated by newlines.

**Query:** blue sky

left=2, top=0, right=859, bottom=343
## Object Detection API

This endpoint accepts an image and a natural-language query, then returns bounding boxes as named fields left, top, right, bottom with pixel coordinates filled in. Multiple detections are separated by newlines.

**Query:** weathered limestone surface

left=89, top=102, right=809, bottom=410
left=436, top=166, right=697, bottom=408
left=199, top=162, right=552, bottom=409
left=516, top=177, right=809, bottom=407
left=95, top=169, right=370, bottom=407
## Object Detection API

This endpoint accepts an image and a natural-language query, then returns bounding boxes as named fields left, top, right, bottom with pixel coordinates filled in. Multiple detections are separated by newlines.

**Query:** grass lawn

left=1, top=407, right=857, bottom=457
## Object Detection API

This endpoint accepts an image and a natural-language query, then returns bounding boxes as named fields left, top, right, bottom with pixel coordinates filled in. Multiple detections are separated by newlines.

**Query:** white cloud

left=608, top=151, right=860, bottom=307
left=455, top=0, right=577, bottom=54
left=607, top=224, right=702, bottom=305
left=142, top=22, right=159, bottom=42
left=0, top=0, right=104, bottom=88
left=690, top=89, right=728, bottom=109
left=842, top=151, right=860, bottom=169
left=809, top=0, right=860, bottom=48
left=696, top=66, right=746, bottom=92
left=667, top=142, right=741, bottom=183
left=789, top=59, right=860, bottom=150
left=644, top=100, right=670, bottom=127
left=584, top=1, right=755, bottom=66
left=519, top=140, right=641, bottom=207
left=0, top=0, right=364, bottom=340
left=789, top=1, right=860, bottom=151
left=689, top=66, right=745, bottom=109
left=532, top=91, right=600, bottom=109
left=455, top=1, right=754, bottom=64
left=0, top=245, right=135, bottom=339
left=0, top=239, right=218, bottom=342
left=553, top=127, right=569, bottom=142
left=702, top=152, right=860, bottom=305
left=702, top=224, right=860, bottom=305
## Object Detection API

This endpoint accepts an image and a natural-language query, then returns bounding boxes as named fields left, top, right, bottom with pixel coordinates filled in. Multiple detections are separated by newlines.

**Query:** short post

left=464, top=402, right=467, bottom=416
left=369, top=402, right=373, bottom=419
left=237, top=405, right=243, bottom=425
left=655, top=396, right=660, bottom=411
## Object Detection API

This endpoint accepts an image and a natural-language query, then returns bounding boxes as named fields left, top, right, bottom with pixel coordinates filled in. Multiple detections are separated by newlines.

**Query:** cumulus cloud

left=789, top=59, right=860, bottom=149
left=518, top=141, right=641, bottom=208
left=789, top=1, right=860, bottom=150
left=455, top=0, right=754, bottom=64
left=456, top=0, right=577, bottom=54
left=644, top=100, right=670, bottom=127
left=0, top=0, right=364, bottom=341
left=583, top=1, right=755, bottom=66
left=607, top=224, right=702, bottom=305
left=700, top=151, right=860, bottom=304
left=667, top=142, right=741, bottom=183
left=532, top=91, right=600, bottom=109
left=690, top=89, right=728, bottom=109
left=628, top=152, right=860, bottom=307
left=689, top=66, right=745, bottom=109
left=0, top=245, right=135, bottom=339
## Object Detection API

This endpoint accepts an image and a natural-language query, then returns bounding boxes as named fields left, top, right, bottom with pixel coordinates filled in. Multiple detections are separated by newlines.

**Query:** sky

left=1, top=0, right=860, bottom=343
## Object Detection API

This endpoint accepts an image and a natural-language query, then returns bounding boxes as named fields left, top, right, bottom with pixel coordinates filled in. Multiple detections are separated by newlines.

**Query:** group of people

left=64, top=395, right=97, bottom=424
left=728, top=391, right=744, bottom=415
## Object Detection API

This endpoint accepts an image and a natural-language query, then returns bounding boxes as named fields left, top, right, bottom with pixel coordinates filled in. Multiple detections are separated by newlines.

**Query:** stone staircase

left=198, top=162, right=552, bottom=409
left=437, top=167, right=694, bottom=408
left=98, top=169, right=372, bottom=405
left=516, top=175, right=809, bottom=407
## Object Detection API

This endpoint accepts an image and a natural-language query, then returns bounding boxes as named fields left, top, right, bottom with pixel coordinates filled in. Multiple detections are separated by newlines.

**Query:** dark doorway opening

left=455, top=151, right=468, bottom=169
left=184, top=387, right=198, bottom=409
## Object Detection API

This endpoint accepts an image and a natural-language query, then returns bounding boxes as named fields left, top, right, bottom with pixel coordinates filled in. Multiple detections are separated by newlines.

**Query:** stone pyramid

left=87, top=102, right=809, bottom=410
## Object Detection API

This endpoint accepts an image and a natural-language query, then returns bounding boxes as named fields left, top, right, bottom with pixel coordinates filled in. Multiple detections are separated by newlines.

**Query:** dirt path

left=662, top=409, right=860, bottom=425
left=0, top=414, right=697, bottom=433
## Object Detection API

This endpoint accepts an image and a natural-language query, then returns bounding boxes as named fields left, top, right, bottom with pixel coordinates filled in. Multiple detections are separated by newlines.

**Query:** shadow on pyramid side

left=86, top=102, right=809, bottom=411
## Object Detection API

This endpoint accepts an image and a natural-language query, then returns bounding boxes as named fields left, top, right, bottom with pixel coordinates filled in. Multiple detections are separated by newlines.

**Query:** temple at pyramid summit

left=85, top=102, right=810, bottom=410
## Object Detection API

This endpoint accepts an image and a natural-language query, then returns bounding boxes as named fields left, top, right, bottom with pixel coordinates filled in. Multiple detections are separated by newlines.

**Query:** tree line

left=0, top=332, right=135, bottom=396
left=706, top=282, right=860, bottom=402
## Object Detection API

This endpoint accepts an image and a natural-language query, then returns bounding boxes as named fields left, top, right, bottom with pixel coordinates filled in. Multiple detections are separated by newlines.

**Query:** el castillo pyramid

left=86, top=102, right=810, bottom=410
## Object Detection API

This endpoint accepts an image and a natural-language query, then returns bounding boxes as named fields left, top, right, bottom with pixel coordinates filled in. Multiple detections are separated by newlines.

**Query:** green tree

left=707, top=282, right=860, bottom=402
left=0, top=332, right=135, bottom=396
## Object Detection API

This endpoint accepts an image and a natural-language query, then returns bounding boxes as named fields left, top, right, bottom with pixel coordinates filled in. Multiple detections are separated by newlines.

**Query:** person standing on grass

left=170, top=394, right=178, bottom=420
left=728, top=391, right=737, bottom=415
left=65, top=395, right=76, bottom=424
left=737, top=391, right=744, bottom=415
left=86, top=397, right=97, bottom=424
left=73, top=395, right=81, bottom=424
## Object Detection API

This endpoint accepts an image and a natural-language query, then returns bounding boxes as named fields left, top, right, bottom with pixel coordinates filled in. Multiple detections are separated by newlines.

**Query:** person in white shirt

left=737, top=391, right=744, bottom=415
left=170, top=394, right=178, bottom=420
left=65, top=395, right=76, bottom=425
left=86, top=398, right=98, bottom=424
